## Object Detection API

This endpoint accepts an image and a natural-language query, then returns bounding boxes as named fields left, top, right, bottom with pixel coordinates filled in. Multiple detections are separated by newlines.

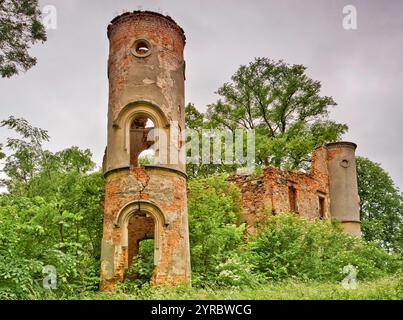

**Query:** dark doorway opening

left=126, top=213, right=155, bottom=283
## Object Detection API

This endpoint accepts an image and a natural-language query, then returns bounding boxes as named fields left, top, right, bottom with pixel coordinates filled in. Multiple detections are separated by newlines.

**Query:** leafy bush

left=215, top=253, right=264, bottom=288
left=126, top=239, right=155, bottom=286
left=0, top=188, right=103, bottom=299
left=249, top=213, right=402, bottom=282
left=187, top=174, right=246, bottom=286
left=0, top=118, right=104, bottom=299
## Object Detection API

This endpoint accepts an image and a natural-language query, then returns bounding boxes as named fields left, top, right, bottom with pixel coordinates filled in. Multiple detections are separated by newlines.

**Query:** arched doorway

left=114, top=200, right=166, bottom=283
left=126, top=212, right=155, bottom=282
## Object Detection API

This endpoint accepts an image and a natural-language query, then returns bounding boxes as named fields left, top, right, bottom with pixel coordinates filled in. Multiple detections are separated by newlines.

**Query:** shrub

left=215, top=252, right=264, bottom=288
left=126, top=239, right=155, bottom=286
left=187, top=174, right=246, bottom=287
left=249, top=213, right=402, bottom=282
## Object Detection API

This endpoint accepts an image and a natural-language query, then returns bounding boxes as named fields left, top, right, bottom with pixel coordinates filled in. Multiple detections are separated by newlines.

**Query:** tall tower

left=100, top=11, right=191, bottom=290
left=326, top=142, right=361, bottom=236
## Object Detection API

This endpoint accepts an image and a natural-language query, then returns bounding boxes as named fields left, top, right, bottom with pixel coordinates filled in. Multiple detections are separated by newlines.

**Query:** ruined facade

left=98, top=10, right=362, bottom=290
left=100, top=11, right=191, bottom=291
left=229, top=142, right=361, bottom=236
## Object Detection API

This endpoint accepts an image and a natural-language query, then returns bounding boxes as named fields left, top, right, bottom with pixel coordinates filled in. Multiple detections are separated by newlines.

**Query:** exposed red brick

left=229, top=147, right=330, bottom=234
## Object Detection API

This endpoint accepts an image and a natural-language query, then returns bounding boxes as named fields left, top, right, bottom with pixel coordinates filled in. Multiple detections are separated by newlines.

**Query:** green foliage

left=185, top=103, right=204, bottom=131
left=249, top=213, right=402, bottom=282
left=138, top=154, right=155, bottom=166
left=0, top=116, right=50, bottom=193
left=356, top=157, right=403, bottom=253
left=126, top=239, right=155, bottom=286
left=0, top=0, right=47, bottom=77
left=0, top=117, right=104, bottom=299
left=185, top=58, right=347, bottom=176
left=76, top=277, right=403, bottom=300
left=185, top=103, right=238, bottom=178
left=207, top=58, right=347, bottom=169
left=0, top=143, right=4, bottom=160
left=187, top=174, right=246, bottom=286
left=1, top=116, right=401, bottom=300
left=0, top=176, right=104, bottom=299
left=215, top=252, right=264, bottom=288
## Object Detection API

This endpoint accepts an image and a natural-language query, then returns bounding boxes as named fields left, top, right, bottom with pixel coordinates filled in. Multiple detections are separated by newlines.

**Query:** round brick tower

left=100, top=11, right=191, bottom=291
left=326, top=142, right=361, bottom=236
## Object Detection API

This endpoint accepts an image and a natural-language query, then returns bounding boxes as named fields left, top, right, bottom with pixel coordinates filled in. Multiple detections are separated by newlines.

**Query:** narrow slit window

left=319, top=197, right=325, bottom=219
left=288, top=186, right=297, bottom=213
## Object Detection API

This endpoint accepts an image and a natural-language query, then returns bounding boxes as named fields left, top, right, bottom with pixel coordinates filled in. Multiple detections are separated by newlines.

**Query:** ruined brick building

left=229, top=143, right=361, bottom=237
left=99, top=11, right=361, bottom=290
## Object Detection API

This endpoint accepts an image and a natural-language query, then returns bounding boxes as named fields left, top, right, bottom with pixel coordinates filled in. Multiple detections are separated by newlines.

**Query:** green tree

left=187, top=174, right=245, bottom=285
left=185, top=103, right=204, bottom=131
left=207, top=58, right=348, bottom=169
left=0, top=117, right=103, bottom=298
left=356, top=157, right=403, bottom=253
left=0, top=0, right=47, bottom=77
left=185, top=103, right=238, bottom=178
left=0, top=116, right=49, bottom=194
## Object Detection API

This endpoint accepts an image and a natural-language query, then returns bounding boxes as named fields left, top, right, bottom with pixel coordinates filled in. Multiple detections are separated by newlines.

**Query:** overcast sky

left=0, top=0, right=402, bottom=190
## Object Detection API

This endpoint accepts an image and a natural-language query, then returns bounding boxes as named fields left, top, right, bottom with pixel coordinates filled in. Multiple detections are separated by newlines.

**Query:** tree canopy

left=0, top=0, right=46, bottom=77
left=356, top=157, right=402, bottom=253
left=203, top=58, right=347, bottom=169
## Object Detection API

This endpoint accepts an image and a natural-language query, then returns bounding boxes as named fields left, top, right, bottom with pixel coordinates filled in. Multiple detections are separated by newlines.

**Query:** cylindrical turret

left=100, top=11, right=190, bottom=291
left=326, top=142, right=361, bottom=236
left=105, top=11, right=186, bottom=173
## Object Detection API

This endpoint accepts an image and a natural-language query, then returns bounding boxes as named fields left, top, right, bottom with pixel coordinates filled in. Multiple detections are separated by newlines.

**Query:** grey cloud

left=0, top=0, right=401, bottom=189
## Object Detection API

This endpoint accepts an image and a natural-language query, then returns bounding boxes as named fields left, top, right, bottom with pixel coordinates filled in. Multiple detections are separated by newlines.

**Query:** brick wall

left=228, top=146, right=330, bottom=234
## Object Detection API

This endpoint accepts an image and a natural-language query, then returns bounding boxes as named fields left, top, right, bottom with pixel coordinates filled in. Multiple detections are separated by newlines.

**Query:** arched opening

left=130, top=116, right=155, bottom=167
left=114, top=200, right=166, bottom=284
left=114, top=102, right=170, bottom=167
left=126, top=212, right=155, bottom=283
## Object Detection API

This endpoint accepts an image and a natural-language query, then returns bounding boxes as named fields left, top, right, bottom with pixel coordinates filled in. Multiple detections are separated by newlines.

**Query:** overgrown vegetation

left=117, top=176, right=402, bottom=298
left=78, top=277, right=403, bottom=300
left=249, top=214, right=401, bottom=282
left=0, top=52, right=402, bottom=299
left=187, top=175, right=247, bottom=287
left=0, top=117, right=103, bottom=299
left=0, top=116, right=402, bottom=300
left=126, top=239, right=155, bottom=286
